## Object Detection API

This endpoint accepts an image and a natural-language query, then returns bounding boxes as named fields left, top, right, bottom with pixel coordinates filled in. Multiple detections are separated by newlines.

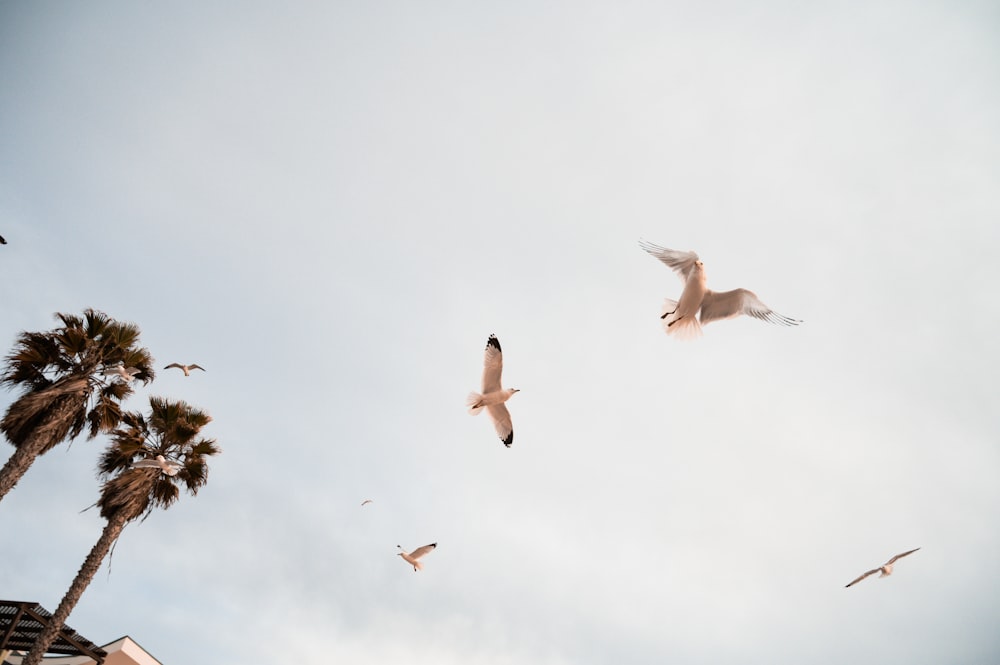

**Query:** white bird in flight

left=103, top=364, right=142, bottom=382
left=397, top=543, right=437, bottom=571
left=466, top=334, right=519, bottom=447
left=845, top=548, right=921, bottom=588
left=164, top=363, right=205, bottom=376
left=638, top=239, right=801, bottom=338
left=360, top=499, right=373, bottom=507
left=132, top=454, right=182, bottom=477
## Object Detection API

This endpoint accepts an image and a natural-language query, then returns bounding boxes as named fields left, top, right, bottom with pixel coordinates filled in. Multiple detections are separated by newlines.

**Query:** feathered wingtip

left=466, top=392, right=485, bottom=415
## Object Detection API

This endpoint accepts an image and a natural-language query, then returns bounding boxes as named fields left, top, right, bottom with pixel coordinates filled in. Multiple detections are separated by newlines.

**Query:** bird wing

left=886, top=548, right=920, bottom=565
left=699, top=289, right=801, bottom=326
left=189, top=364, right=205, bottom=371
left=486, top=403, right=514, bottom=447
left=845, top=568, right=881, bottom=588
left=482, top=335, right=504, bottom=393
left=164, top=363, right=183, bottom=370
left=125, top=367, right=141, bottom=376
left=638, top=240, right=700, bottom=282
left=409, top=543, right=437, bottom=559
left=132, top=459, right=162, bottom=469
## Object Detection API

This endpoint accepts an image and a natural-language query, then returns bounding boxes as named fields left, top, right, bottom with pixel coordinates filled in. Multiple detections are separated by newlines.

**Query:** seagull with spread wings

left=132, top=454, right=183, bottom=477
left=639, top=239, right=801, bottom=338
left=164, top=363, right=205, bottom=376
left=103, top=364, right=142, bottom=383
left=397, top=543, right=437, bottom=571
left=466, top=334, right=519, bottom=447
left=845, top=548, right=921, bottom=588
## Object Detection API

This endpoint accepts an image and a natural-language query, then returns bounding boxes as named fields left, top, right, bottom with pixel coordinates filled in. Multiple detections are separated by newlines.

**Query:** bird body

left=397, top=543, right=437, bottom=571
left=845, top=548, right=920, bottom=588
left=639, top=240, right=800, bottom=338
left=132, top=454, right=182, bottom=477
left=467, top=335, right=518, bottom=447
left=164, top=363, right=205, bottom=376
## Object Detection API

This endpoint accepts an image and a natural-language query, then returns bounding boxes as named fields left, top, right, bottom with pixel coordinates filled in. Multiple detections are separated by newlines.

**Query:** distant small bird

left=639, top=240, right=801, bottom=338
left=132, top=454, right=182, bottom=477
left=164, top=363, right=205, bottom=376
left=397, top=543, right=437, bottom=571
left=360, top=499, right=374, bottom=507
left=103, top=364, right=142, bottom=382
left=0, top=234, right=6, bottom=244
left=845, top=548, right=921, bottom=588
left=467, top=334, right=519, bottom=447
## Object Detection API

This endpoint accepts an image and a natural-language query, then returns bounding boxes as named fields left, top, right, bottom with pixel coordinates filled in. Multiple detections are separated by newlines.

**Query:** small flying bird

left=466, top=334, right=519, bottom=447
left=0, top=234, right=6, bottom=244
left=397, top=543, right=437, bottom=571
left=845, top=548, right=921, bottom=588
left=103, top=364, right=142, bottom=382
left=164, top=363, right=205, bottom=376
left=132, top=454, right=183, bottom=477
left=639, top=239, right=801, bottom=338
left=360, top=499, right=374, bottom=507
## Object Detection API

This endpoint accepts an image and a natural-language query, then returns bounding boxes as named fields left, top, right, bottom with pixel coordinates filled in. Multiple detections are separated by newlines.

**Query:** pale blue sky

left=1, top=2, right=999, bottom=663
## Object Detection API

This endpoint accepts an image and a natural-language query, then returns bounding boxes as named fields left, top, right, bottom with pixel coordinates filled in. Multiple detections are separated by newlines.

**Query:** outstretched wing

left=845, top=568, right=881, bottom=588
left=409, top=543, right=437, bottom=559
left=132, top=459, right=162, bottom=469
left=482, top=334, right=504, bottom=393
left=189, top=364, right=206, bottom=371
left=164, top=363, right=183, bottom=370
left=486, top=403, right=514, bottom=447
left=699, top=289, right=801, bottom=326
left=886, top=548, right=920, bottom=565
left=638, top=240, right=700, bottom=282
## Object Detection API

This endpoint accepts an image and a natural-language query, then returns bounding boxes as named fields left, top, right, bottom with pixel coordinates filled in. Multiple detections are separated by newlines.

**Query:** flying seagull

left=845, top=548, right=921, bottom=588
left=132, top=454, right=182, bottom=477
left=638, top=239, right=801, bottom=338
left=360, top=499, right=374, bottom=507
left=164, top=363, right=205, bottom=376
left=103, top=364, right=142, bottom=382
left=466, top=334, right=519, bottom=447
left=397, top=543, right=437, bottom=571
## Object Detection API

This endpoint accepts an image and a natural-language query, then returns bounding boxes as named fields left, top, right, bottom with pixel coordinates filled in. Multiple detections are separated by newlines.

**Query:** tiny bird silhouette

left=467, top=334, right=519, bottom=447
left=132, top=454, right=183, bottom=477
left=397, top=543, right=437, bottom=571
left=164, top=363, right=205, bottom=376
left=639, top=239, right=801, bottom=338
left=0, top=234, right=6, bottom=244
left=845, top=548, right=921, bottom=588
left=103, top=364, right=142, bottom=382
left=360, top=499, right=374, bottom=507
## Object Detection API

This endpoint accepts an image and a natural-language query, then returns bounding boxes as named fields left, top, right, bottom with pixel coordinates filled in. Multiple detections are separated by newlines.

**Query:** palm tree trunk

left=0, top=378, right=88, bottom=503
left=20, top=513, right=128, bottom=665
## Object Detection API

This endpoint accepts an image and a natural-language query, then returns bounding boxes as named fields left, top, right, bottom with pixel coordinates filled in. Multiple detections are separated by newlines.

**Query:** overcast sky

left=1, top=2, right=999, bottom=663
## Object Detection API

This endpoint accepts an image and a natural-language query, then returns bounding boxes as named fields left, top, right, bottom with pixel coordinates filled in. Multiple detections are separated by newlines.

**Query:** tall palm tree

left=0, top=309, right=154, bottom=502
left=21, top=396, right=220, bottom=665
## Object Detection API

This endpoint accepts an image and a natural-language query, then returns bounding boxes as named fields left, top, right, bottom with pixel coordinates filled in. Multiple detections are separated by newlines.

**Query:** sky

left=1, top=1, right=999, bottom=663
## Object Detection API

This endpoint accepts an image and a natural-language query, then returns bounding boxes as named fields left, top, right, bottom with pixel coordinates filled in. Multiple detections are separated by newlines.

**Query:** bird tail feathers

left=466, top=392, right=485, bottom=415
left=661, top=302, right=703, bottom=339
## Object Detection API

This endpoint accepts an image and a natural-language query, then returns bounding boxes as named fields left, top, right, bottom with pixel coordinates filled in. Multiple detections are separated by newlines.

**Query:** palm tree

left=21, top=396, right=220, bottom=665
left=0, top=309, right=154, bottom=502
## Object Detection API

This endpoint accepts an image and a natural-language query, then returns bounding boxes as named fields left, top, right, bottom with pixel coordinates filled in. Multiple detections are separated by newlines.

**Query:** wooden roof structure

left=0, top=600, right=107, bottom=663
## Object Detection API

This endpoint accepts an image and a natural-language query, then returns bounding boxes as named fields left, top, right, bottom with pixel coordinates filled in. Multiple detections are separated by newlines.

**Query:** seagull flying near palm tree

left=132, top=454, right=183, bottom=477
left=467, top=334, right=519, bottom=447
left=638, top=239, right=801, bottom=338
left=845, top=548, right=921, bottom=588
left=397, top=543, right=437, bottom=571
left=164, top=363, right=205, bottom=376
left=103, top=364, right=142, bottom=383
